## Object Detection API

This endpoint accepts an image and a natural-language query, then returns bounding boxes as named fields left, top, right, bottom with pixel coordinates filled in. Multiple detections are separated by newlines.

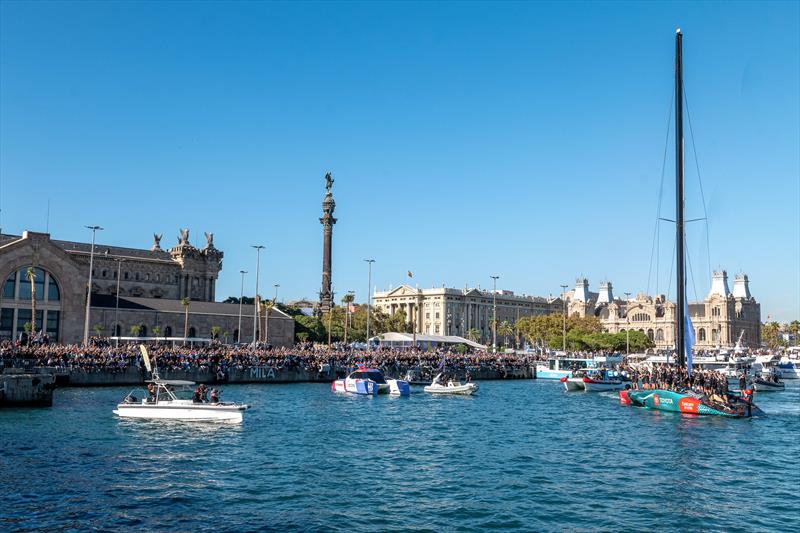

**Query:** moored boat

left=774, top=360, right=800, bottom=379
left=622, top=388, right=762, bottom=418
left=423, top=373, right=478, bottom=395
left=331, top=368, right=410, bottom=396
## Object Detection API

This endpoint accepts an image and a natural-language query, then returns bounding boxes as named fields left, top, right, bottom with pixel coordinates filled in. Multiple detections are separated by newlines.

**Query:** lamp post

left=560, top=284, right=569, bottom=352
left=114, top=258, right=124, bottom=347
left=364, top=259, right=375, bottom=349
left=83, top=225, right=103, bottom=347
left=327, top=289, right=335, bottom=347
left=274, top=284, right=280, bottom=303
left=490, top=275, right=499, bottom=352
left=624, top=291, right=631, bottom=354
left=343, top=290, right=354, bottom=345
left=237, top=270, right=247, bottom=343
left=251, top=245, right=264, bottom=344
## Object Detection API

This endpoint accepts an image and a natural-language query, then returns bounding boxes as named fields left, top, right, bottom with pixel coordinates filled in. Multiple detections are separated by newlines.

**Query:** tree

left=761, top=322, right=786, bottom=349
left=211, top=325, right=222, bottom=340
left=93, top=324, right=104, bottom=337
left=498, top=320, right=514, bottom=348
left=130, top=325, right=142, bottom=337
left=152, top=326, right=162, bottom=339
left=466, top=328, right=480, bottom=342
left=181, top=297, right=191, bottom=342
left=262, top=300, right=274, bottom=343
left=223, top=330, right=230, bottom=344
left=341, top=293, right=355, bottom=344
left=26, top=267, right=37, bottom=334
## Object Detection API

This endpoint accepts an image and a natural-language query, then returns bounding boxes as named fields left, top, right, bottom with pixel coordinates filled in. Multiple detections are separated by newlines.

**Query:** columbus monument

left=318, top=172, right=336, bottom=313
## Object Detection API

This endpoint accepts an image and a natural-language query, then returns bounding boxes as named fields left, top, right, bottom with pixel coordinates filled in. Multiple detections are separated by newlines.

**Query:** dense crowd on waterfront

left=0, top=339, right=534, bottom=378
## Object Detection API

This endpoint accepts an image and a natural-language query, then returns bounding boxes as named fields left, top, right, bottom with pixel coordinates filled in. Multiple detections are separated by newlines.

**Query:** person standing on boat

left=738, top=373, right=747, bottom=392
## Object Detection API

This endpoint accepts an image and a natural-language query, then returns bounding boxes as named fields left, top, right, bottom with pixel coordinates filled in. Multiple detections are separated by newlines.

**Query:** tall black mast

left=675, top=29, right=686, bottom=368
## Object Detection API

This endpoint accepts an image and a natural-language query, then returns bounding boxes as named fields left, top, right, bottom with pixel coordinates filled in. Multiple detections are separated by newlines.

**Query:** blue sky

left=1, top=1, right=798, bottom=321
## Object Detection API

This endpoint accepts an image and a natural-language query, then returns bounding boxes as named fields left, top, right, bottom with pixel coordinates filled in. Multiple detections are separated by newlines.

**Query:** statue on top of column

left=325, top=172, right=334, bottom=194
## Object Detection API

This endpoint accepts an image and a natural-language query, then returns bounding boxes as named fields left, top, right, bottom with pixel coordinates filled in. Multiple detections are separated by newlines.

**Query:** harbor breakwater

left=34, top=365, right=534, bottom=387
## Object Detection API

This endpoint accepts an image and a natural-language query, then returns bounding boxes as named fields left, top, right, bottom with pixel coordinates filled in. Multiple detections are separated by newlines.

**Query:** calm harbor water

left=2, top=380, right=798, bottom=532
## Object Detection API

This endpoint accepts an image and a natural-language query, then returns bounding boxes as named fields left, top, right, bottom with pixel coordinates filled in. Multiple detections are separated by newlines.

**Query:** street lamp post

left=83, top=225, right=103, bottom=347
left=114, top=258, right=124, bottom=347
left=364, top=259, right=375, bottom=349
left=274, top=284, right=280, bottom=303
left=237, top=270, right=247, bottom=343
left=560, top=284, right=569, bottom=352
left=491, top=275, right=499, bottom=352
left=251, top=245, right=265, bottom=344
left=624, top=291, right=632, bottom=354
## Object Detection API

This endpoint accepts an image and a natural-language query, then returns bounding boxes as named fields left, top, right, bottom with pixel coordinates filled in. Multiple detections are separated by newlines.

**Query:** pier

left=0, top=370, right=55, bottom=407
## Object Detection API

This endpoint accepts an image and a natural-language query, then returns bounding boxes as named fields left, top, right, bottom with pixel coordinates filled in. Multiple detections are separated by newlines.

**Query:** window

left=101, top=270, right=107, bottom=278
left=435, top=312, right=440, bottom=319
left=656, top=329, right=664, bottom=341
left=124, top=272, right=129, bottom=280
left=3, top=271, right=16, bottom=298
left=188, top=327, right=196, bottom=338
left=699, top=328, right=706, bottom=341
left=164, top=326, right=173, bottom=337
left=135, top=272, right=140, bottom=281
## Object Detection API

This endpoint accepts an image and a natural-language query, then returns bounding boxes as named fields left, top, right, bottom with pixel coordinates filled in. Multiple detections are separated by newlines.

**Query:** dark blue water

left=2, top=380, right=798, bottom=532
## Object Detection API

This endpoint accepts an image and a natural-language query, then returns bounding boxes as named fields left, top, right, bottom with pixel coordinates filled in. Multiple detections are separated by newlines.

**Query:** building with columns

left=372, top=284, right=562, bottom=343
left=0, top=230, right=294, bottom=346
left=564, top=271, right=761, bottom=349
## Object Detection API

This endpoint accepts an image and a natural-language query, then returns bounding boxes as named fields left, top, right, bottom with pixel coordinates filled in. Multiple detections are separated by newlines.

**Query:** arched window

left=188, top=327, right=196, bottom=338
left=712, top=329, right=720, bottom=342
left=139, top=325, right=147, bottom=337
left=164, top=326, right=173, bottom=337
left=699, top=328, right=706, bottom=341
left=114, top=324, right=121, bottom=336
left=647, top=329, right=654, bottom=341
left=656, top=329, right=664, bottom=341
left=1, top=267, right=62, bottom=341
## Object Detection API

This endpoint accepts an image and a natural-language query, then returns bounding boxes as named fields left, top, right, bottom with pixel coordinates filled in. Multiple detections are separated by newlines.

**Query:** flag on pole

left=684, top=298, right=695, bottom=376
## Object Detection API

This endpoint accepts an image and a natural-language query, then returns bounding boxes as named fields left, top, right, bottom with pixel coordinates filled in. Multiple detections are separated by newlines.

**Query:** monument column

left=319, top=172, right=337, bottom=313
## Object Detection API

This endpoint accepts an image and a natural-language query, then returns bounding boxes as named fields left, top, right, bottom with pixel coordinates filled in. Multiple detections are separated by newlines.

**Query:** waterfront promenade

left=1, top=341, right=535, bottom=386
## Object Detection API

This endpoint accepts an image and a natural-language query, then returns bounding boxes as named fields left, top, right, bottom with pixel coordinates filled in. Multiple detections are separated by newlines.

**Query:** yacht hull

left=114, top=403, right=247, bottom=423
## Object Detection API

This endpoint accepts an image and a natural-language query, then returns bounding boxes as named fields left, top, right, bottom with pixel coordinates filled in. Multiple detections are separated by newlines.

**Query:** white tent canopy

left=368, top=332, right=486, bottom=351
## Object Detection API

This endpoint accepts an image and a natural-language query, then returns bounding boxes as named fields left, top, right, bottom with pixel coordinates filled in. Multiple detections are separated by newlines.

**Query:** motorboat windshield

left=349, top=370, right=387, bottom=384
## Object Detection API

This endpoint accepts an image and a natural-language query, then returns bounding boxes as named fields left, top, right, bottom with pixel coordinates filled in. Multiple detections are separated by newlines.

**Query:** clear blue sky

left=1, top=1, right=798, bottom=321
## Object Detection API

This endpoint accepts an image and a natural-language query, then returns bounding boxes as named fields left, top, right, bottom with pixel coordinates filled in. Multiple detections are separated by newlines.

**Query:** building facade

left=372, top=284, right=561, bottom=343
left=565, top=271, right=761, bottom=349
left=0, top=231, right=294, bottom=346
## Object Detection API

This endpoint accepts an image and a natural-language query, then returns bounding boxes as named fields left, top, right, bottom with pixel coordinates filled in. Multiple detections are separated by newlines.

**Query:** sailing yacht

left=620, top=30, right=762, bottom=418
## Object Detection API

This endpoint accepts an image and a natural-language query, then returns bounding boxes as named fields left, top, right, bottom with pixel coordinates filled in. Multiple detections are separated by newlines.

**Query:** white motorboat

left=114, top=379, right=248, bottom=422
left=581, top=375, right=624, bottom=392
left=113, top=345, right=249, bottom=423
left=751, top=377, right=785, bottom=392
left=424, top=373, right=478, bottom=395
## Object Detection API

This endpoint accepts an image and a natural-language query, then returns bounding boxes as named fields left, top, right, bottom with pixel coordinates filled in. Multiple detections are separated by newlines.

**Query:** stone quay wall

left=43, top=365, right=533, bottom=387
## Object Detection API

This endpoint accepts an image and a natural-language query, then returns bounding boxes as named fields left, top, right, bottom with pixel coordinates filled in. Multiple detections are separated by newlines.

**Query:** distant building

left=0, top=231, right=294, bottom=345
left=565, top=271, right=761, bottom=349
left=372, top=284, right=561, bottom=343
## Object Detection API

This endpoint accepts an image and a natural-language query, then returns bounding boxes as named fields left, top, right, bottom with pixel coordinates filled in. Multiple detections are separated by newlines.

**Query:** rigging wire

left=683, top=86, right=713, bottom=281
left=646, top=91, right=674, bottom=296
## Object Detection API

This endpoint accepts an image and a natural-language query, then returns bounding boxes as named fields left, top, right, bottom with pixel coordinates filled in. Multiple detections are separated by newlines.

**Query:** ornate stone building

left=565, top=271, right=761, bottom=349
left=372, top=285, right=562, bottom=343
left=0, top=230, right=294, bottom=346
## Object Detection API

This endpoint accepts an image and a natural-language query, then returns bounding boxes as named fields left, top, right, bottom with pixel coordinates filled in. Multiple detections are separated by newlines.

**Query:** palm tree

left=466, top=328, right=480, bottom=343
left=26, top=268, right=37, bottom=335
left=262, top=300, right=274, bottom=343
left=152, top=326, right=162, bottom=343
left=211, top=325, right=222, bottom=341
left=181, top=297, right=191, bottom=343
left=93, top=324, right=104, bottom=338
left=341, top=293, right=355, bottom=344
left=498, top=320, right=514, bottom=348
left=130, top=325, right=142, bottom=337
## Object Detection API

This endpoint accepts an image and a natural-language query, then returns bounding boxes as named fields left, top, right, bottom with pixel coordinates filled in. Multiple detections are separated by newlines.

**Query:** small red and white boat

left=582, top=375, right=623, bottom=392
left=561, top=376, right=586, bottom=391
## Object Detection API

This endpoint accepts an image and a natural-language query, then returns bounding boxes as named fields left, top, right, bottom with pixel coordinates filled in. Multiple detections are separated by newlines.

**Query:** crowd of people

left=0, top=339, right=532, bottom=379
left=624, top=363, right=730, bottom=397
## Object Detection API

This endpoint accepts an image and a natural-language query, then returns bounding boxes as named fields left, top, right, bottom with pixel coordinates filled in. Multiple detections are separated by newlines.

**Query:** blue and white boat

left=536, top=355, right=623, bottom=380
left=331, top=368, right=410, bottom=396
left=775, top=360, right=800, bottom=379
